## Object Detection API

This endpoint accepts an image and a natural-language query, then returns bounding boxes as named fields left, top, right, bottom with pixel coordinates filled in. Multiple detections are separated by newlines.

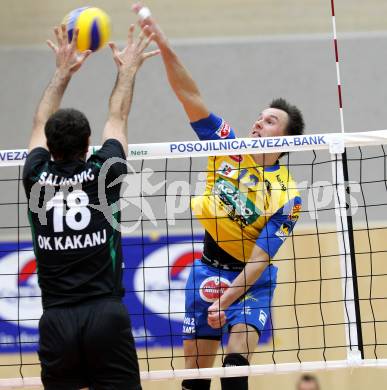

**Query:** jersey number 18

left=46, top=190, right=91, bottom=233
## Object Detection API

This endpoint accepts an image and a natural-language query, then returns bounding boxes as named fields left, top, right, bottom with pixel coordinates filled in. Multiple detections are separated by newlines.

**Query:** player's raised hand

left=108, top=25, right=159, bottom=72
left=46, top=24, right=92, bottom=75
left=132, top=2, right=167, bottom=46
left=207, top=300, right=227, bottom=329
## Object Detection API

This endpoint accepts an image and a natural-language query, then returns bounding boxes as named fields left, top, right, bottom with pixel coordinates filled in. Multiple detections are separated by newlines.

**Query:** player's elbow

left=179, top=95, right=210, bottom=122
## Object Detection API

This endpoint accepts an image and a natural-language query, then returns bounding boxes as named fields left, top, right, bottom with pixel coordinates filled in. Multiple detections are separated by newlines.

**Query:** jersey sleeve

left=88, top=139, right=128, bottom=179
left=256, top=196, right=302, bottom=259
left=22, top=147, right=50, bottom=195
left=190, top=113, right=236, bottom=141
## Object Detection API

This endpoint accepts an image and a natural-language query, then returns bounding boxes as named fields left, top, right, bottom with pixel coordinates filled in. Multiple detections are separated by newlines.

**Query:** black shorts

left=38, top=297, right=141, bottom=390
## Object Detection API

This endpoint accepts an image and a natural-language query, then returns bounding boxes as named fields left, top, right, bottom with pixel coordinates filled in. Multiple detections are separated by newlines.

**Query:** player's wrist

left=155, top=33, right=170, bottom=50
left=117, top=64, right=138, bottom=77
left=219, top=296, right=232, bottom=311
left=154, top=30, right=168, bottom=47
left=54, top=67, right=72, bottom=81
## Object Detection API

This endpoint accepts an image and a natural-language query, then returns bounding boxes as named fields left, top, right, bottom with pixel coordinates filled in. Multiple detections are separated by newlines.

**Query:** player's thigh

left=183, top=260, right=232, bottom=340
left=184, top=339, right=220, bottom=368
left=83, top=299, right=141, bottom=389
left=227, top=323, right=259, bottom=362
left=38, top=308, right=87, bottom=389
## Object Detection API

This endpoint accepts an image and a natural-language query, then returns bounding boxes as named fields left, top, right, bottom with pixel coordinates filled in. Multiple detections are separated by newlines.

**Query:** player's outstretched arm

left=29, top=25, right=91, bottom=152
left=132, top=3, right=210, bottom=122
left=103, top=26, right=159, bottom=156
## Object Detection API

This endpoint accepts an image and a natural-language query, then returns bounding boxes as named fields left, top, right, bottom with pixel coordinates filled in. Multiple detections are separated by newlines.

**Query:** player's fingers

left=139, top=31, right=155, bottom=52
left=80, top=49, right=92, bottom=63
left=46, top=40, right=58, bottom=53
left=207, top=307, right=217, bottom=314
left=207, top=317, right=216, bottom=328
left=136, top=29, right=146, bottom=47
left=108, top=42, right=119, bottom=55
left=208, top=311, right=225, bottom=322
left=143, top=25, right=152, bottom=37
left=207, top=317, right=222, bottom=329
left=127, top=24, right=135, bottom=46
left=216, top=311, right=226, bottom=325
left=61, top=24, right=69, bottom=45
left=142, top=49, right=160, bottom=61
left=70, top=28, right=79, bottom=49
left=138, top=19, right=150, bottom=31
left=108, top=42, right=123, bottom=66
left=54, top=27, right=63, bottom=47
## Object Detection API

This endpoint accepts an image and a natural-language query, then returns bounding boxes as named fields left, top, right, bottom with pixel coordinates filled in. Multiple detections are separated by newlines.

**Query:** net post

left=329, top=138, right=364, bottom=361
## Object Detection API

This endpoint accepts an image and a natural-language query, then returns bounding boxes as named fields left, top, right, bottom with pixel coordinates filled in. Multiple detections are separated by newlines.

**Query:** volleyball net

left=0, top=131, right=387, bottom=387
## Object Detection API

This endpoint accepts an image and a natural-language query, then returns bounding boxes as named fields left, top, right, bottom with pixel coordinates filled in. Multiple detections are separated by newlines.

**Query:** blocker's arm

left=29, top=25, right=91, bottom=152
left=103, top=26, right=159, bottom=156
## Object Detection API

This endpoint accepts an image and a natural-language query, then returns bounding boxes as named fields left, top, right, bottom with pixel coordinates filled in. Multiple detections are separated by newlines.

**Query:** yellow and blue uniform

left=183, top=113, right=301, bottom=340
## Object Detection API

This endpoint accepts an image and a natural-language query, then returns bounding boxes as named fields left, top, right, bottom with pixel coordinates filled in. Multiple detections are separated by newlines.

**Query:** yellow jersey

left=190, top=113, right=301, bottom=262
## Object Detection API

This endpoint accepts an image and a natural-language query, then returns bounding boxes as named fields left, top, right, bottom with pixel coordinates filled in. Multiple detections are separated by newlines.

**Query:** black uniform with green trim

left=23, top=139, right=127, bottom=309
left=23, top=139, right=141, bottom=390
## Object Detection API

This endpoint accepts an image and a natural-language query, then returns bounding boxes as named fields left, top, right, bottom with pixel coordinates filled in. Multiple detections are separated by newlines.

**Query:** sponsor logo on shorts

left=239, top=293, right=258, bottom=303
left=216, top=121, right=231, bottom=139
left=240, top=306, right=252, bottom=316
left=259, top=310, right=268, bottom=326
left=183, top=316, right=196, bottom=334
left=199, top=276, right=231, bottom=303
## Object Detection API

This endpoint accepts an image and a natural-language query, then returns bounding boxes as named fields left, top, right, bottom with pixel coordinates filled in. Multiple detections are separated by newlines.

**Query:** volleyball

left=63, top=7, right=111, bottom=52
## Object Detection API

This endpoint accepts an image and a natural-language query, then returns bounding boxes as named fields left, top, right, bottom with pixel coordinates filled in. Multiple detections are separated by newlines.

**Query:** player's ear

left=84, top=136, right=91, bottom=156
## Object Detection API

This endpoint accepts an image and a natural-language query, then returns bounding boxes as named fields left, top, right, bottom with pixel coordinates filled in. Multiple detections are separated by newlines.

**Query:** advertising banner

left=0, top=235, right=272, bottom=353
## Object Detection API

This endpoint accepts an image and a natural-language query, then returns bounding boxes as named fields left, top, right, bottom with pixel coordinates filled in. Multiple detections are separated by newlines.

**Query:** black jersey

left=23, top=139, right=128, bottom=309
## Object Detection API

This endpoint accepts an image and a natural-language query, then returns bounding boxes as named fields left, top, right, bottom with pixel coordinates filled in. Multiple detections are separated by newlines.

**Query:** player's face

left=249, top=108, right=289, bottom=138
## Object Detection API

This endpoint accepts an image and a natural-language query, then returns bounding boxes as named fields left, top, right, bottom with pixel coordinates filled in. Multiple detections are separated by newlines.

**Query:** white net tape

left=0, top=130, right=386, bottom=167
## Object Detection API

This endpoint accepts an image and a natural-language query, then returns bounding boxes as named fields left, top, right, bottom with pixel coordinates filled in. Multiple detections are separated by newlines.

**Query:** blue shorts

left=183, top=259, right=277, bottom=340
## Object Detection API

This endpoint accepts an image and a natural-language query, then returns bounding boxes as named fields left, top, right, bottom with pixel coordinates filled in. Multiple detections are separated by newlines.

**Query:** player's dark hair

left=297, top=374, right=320, bottom=390
left=45, top=108, right=91, bottom=161
left=270, top=98, right=305, bottom=159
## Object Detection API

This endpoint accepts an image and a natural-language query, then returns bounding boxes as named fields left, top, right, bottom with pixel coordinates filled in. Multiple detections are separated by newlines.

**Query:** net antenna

left=329, top=0, right=363, bottom=362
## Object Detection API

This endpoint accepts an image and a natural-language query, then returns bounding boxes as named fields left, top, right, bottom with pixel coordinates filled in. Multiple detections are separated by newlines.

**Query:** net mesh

left=0, top=135, right=386, bottom=387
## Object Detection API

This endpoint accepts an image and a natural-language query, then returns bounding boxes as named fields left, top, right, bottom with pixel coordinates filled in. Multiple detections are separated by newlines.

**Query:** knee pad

left=221, top=353, right=249, bottom=390
left=182, top=378, right=211, bottom=390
